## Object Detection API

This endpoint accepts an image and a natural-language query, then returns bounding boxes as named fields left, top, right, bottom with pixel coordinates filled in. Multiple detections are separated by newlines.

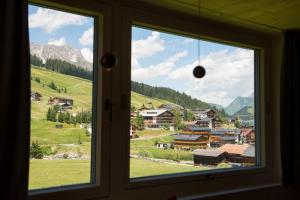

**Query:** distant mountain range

left=30, top=42, right=92, bottom=70
left=225, top=93, right=254, bottom=116
left=233, top=105, right=254, bottom=116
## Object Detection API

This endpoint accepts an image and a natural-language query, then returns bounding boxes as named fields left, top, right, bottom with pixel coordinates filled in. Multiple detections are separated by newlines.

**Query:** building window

left=129, top=26, right=258, bottom=179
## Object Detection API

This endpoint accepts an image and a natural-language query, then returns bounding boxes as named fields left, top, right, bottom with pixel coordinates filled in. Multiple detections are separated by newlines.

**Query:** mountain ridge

left=30, top=42, right=92, bottom=70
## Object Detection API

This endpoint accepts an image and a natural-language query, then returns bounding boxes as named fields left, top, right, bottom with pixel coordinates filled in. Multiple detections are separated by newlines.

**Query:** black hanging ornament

left=193, top=65, right=206, bottom=78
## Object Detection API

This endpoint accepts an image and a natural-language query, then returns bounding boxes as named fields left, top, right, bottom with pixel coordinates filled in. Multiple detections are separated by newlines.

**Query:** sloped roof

left=186, top=127, right=211, bottom=132
left=192, top=148, right=225, bottom=157
left=211, top=128, right=240, bottom=135
left=241, top=128, right=253, bottom=136
left=221, top=136, right=237, bottom=141
left=242, top=145, right=255, bottom=157
left=174, top=134, right=201, bottom=141
left=198, top=117, right=212, bottom=122
left=140, top=109, right=168, bottom=117
left=220, top=144, right=250, bottom=155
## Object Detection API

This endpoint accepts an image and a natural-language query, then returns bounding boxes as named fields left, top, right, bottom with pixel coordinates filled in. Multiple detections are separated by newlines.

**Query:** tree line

left=30, top=54, right=92, bottom=80
left=132, top=81, right=210, bottom=109
left=46, top=105, right=92, bottom=125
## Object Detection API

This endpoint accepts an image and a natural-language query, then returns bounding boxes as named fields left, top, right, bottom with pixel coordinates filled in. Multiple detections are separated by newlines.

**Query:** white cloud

left=168, top=49, right=254, bottom=106
left=29, top=8, right=87, bottom=33
left=132, top=50, right=188, bottom=82
left=132, top=31, right=165, bottom=68
left=182, top=38, right=194, bottom=44
left=81, top=48, right=93, bottom=63
left=47, top=37, right=66, bottom=46
left=79, top=27, right=93, bottom=46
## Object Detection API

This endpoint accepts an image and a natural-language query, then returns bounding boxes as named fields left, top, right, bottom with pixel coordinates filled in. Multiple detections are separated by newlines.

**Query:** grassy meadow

left=29, top=158, right=204, bottom=190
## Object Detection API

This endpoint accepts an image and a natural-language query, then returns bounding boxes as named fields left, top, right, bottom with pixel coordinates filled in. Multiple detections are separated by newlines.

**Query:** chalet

left=191, top=108, right=217, bottom=120
left=173, top=134, right=209, bottom=149
left=241, top=128, right=255, bottom=144
left=173, top=127, right=211, bottom=149
left=195, top=117, right=221, bottom=128
left=210, top=128, right=241, bottom=147
left=48, top=97, right=74, bottom=106
left=241, top=145, right=255, bottom=164
left=139, top=109, right=174, bottom=128
left=220, top=144, right=251, bottom=163
left=156, top=142, right=171, bottom=149
left=58, top=102, right=72, bottom=111
left=31, top=92, right=42, bottom=101
left=192, top=149, right=227, bottom=165
left=193, top=144, right=255, bottom=166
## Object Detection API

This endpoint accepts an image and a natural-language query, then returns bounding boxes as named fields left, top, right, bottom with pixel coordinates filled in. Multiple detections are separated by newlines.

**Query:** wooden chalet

left=192, top=144, right=255, bottom=166
left=48, top=97, right=74, bottom=106
left=31, top=92, right=42, bottom=101
left=241, top=128, right=255, bottom=144
left=220, top=144, right=252, bottom=164
left=195, top=117, right=222, bottom=128
left=173, top=127, right=211, bottom=149
left=139, top=109, right=174, bottom=128
left=210, top=128, right=241, bottom=147
left=191, top=108, right=217, bottom=120
left=192, top=149, right=227, bottom=165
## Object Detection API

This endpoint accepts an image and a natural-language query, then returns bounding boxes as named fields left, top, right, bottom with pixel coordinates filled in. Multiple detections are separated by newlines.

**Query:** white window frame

left=27, top=0, right=282, bottom=199
left=114, top=5, right=281, bottom=199
left=28, top=0, right=112, bottom=199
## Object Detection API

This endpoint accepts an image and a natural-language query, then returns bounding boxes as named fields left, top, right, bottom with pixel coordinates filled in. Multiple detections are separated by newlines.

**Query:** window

left=129, top=26, right=258, bottom=179
left=27, top=0, right=280, bottom=199
left=29, top=5, right=95, bottom=189
left=28, top=0, right=111, bottom=198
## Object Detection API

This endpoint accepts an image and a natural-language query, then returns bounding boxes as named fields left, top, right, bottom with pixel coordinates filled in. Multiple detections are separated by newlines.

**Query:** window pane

left=130, top=26, right=256, bottom=178
left=29, top=5, right=95, bottom=189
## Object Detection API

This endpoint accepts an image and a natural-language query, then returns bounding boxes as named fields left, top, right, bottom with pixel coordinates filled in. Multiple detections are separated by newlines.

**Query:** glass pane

left=130, top=26, right=256, bottom=178
left=28, top=5, right=95, bottom=189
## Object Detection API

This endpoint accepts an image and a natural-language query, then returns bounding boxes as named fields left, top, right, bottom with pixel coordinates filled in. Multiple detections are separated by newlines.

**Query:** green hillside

left=131, top=92, right=179, bottom=109
left=132, top=81, right=211, bottom=109
left=31, top=66, right=180, bottom=157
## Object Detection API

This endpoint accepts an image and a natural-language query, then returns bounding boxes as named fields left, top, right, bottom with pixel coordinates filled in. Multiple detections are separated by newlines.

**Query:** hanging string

left=193, top=0, right=206, bottom=79
left=197, top=0, right=201, bottom=65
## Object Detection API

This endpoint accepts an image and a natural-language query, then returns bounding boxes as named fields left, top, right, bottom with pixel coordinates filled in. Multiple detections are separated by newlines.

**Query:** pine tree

left=64, top=112, right=70, bottom=124
left=46, top=108, right=51, bottom=120
left=58, top=112, right=64, bottom=123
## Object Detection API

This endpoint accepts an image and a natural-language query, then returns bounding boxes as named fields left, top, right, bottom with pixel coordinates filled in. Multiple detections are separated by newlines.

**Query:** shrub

left=138, top=150, right=150, bottom=158
left=63, top=153, right=69, bottom=159
left=30, top=141, right=44, bottom=159
left=41, top=145, right=53, bottom=156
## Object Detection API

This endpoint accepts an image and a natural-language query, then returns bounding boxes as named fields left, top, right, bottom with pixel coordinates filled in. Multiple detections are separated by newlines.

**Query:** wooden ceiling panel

left=137, top=0, right=300, bottom=31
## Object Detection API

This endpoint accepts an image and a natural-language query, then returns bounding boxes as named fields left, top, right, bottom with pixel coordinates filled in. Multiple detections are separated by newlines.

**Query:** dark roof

left=192, top=149, right=225, bottom=157
left=198, top=117, right=212, bottom=122
left=242, top=145, right=255, bottom=157
left=174, top=134, right=201, bottom=141
left=211, top=128, right=240, bottom=135
left=186, top=127, right=211, bottom=132
left=221, top=136, right=237, bottom=141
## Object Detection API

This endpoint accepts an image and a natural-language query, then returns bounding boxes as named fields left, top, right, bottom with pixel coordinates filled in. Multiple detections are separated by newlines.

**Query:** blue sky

left=28, top=5, right=254, bottom=106
left=131, top=27, right=254, bottom=106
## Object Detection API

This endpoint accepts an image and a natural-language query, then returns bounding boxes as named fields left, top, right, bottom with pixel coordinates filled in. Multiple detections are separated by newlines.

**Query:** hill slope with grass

left=31, top=66, right=178, bottom=144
